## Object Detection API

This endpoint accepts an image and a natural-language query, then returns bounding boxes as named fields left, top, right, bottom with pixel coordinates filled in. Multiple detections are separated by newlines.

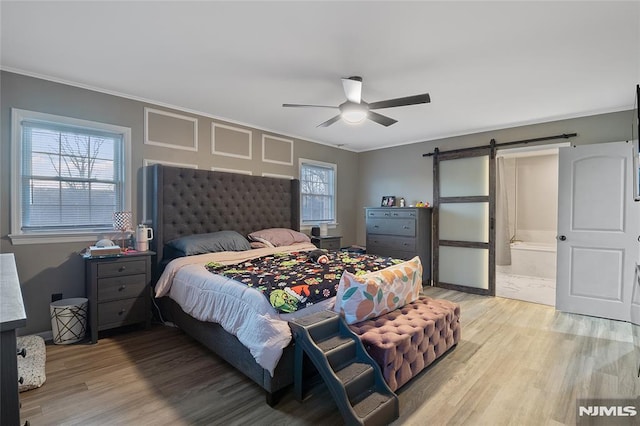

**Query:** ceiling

left=1, top=1, right=639, bottom=152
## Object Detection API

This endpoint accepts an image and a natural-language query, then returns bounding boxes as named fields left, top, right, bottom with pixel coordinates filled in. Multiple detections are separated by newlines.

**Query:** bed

left=149, top=164, right=430, bottom=405
left=150, top=164, right=307, bottom=404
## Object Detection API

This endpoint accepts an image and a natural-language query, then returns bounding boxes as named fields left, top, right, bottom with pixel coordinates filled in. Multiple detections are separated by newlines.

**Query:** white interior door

left=557, top=141, right=639, bottom=321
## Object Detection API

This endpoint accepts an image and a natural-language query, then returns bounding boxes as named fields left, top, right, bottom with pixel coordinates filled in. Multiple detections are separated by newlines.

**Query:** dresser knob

left=18, top=376, right=24, bottom=384
left=403, top=226, right=409, bottom=229
left=119, top=309, right=126, bottom=315
left=17, top=348, right=26, bottom=357
left=118, top=285, right=126, bottom=291
left=118, top=266, right=126, bottom=272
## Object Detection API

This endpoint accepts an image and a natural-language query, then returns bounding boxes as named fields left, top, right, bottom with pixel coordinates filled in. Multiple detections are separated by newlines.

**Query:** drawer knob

left=118, top=266, right=126, bottom=272
left=118, top=285, right=126, bottom=291
left=119, top=309, right=126, bottom=315
left=18, top=376, right=24, bottom=384
left=384, top=213, right=390, bottom=216
left=403, top=226, right=409, bottom=229
left=393, top=213, right=398, bottom=216
left=17, top=347, right=27, bottom=357
left=373, top=225, right=379, bottom=228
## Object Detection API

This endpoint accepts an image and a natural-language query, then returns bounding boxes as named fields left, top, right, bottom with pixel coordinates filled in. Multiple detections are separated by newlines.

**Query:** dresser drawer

left=98, top=274, right=147, bottom=302
left=367, top=209, right=417, bottom=219
left=322, top=238, right=341, bottom=250
left=378, top=250, right=418, bottom=262
left=98, top=297, right=147, bottom=329
left=366, top=218, right=415, bottom=237
left=367, top=235, right=416, bottom=252
left=97, top=259, right=146, bottom=278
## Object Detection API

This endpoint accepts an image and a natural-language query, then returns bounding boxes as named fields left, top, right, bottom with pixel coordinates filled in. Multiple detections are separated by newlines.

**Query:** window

left=299, top=158, right=337, bottom=225
left=10, top=109, right=131, bottom=244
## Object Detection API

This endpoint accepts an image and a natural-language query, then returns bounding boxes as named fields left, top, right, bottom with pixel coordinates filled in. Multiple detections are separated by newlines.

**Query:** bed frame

left=149, top=164, right=301, bottom=404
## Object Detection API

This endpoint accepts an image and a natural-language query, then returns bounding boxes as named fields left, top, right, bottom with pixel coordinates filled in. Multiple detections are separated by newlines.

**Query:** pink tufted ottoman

left=348, top=296, right=460, bottom=391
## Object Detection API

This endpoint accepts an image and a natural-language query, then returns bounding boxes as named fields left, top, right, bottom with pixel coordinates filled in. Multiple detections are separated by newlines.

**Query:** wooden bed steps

left=289, top=311, right=399, bottom=426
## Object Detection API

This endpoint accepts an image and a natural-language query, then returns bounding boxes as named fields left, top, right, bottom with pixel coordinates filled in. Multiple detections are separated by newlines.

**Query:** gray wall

left=0, top=71, right=358, bottom=335
left=356, top=110, right=635, bottom=245
left=1, top=70, right=634, bottom=335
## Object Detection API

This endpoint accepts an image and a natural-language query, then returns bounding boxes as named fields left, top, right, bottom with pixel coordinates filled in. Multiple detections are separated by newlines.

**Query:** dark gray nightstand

left=311, top=236, right=342, bottom=251
left=84, top=251, right=154, bottom=343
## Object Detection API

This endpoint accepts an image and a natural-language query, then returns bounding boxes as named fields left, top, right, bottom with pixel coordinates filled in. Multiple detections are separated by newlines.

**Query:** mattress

left=155, top=242, right=333, bottom=375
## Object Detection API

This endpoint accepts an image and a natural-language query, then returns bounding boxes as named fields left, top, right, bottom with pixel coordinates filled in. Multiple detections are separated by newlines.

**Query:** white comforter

left=154, top=242, right=333, bottom=376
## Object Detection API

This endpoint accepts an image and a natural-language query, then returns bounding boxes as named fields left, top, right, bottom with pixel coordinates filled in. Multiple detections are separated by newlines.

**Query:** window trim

left=9, top=108, right=132, bottom=245
left=299, top=157, right=338, bottom=228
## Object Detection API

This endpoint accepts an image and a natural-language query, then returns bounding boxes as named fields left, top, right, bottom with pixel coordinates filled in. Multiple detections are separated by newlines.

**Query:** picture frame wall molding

left=262, top=134, right=294, bottom=166
left=262, top=172, right=294, bottom=180
left=144, top=107, right=198, bottom=152
left=212, top=122, right=253, bottom=159
left=212, top=167, right=253, bottom=175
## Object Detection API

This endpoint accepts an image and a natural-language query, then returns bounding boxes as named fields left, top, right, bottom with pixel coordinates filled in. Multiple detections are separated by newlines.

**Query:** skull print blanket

left=204, top=250, right=401, bottom=313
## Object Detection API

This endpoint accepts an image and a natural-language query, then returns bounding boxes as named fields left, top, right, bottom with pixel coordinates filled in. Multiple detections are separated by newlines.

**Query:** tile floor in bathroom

left=496, top=265, right=556, bottom=307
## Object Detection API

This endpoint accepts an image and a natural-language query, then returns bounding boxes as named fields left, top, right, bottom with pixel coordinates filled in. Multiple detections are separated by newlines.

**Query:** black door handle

left=559, top=235, right=567, bottom=241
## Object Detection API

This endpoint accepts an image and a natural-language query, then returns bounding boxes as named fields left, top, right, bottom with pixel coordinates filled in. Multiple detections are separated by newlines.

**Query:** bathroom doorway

left=495, top=144, right=566, bottom=306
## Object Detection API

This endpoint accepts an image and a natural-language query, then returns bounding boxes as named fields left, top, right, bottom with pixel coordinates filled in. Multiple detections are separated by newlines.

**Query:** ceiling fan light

left=340, top=103, right=367, bottom=124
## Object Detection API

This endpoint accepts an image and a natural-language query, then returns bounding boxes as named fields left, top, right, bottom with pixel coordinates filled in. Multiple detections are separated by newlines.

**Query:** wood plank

left=19, top=288, right=639, bottom=425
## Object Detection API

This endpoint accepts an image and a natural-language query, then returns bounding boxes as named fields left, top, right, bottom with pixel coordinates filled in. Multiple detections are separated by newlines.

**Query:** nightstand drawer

left=98, top=297, right=147, bottom=329
left=322, top=238, right=341, bottom=250
left=98, top=275, right=147, bottom=302
left=97, top=260, right=146, bottom=278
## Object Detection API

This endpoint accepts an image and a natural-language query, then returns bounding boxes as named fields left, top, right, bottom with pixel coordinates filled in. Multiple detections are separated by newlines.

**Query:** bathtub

left=509, top=241, right=557, bottom=279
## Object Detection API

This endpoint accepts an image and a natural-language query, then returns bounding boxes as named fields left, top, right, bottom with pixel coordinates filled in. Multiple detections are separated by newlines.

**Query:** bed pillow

left=250, top=241, right=270, bottom=249
left=167, top=230, right=251, bottom=256
left=334, top=256, right=422, bottom=324
left=248, top=228, right=311, bottom=247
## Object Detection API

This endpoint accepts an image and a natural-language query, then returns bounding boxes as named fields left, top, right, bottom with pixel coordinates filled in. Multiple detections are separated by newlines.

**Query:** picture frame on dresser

left=381, top=196, right=395, bottom=207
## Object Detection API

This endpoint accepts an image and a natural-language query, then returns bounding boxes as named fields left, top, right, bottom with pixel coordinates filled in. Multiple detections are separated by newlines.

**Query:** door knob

left=559, top=235, right=567, bottom=241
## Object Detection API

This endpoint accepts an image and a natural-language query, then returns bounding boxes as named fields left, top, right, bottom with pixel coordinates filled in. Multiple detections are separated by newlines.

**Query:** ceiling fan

left=282, top=76, right=430, bottom=127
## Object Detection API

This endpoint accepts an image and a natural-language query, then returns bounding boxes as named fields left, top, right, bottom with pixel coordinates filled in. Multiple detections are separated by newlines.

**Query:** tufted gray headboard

left=150, top=164, right=300, bottom=280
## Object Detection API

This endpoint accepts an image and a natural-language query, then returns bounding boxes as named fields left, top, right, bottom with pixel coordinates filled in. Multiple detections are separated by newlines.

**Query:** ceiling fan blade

left=368, top=111, right=397, bottom=127
left=282, top=103, right=338, bottom=109
left=317, top=114, right=342, bottom=128
left=368, top=93, right=431, bottom=110
left=342, top=76, right=362, bottom=104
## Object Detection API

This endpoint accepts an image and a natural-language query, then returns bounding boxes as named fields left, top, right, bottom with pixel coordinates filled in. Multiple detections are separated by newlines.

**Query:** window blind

left=300, top=162, right=335, bottom=223
left=20, top=120, right=124, bottom=231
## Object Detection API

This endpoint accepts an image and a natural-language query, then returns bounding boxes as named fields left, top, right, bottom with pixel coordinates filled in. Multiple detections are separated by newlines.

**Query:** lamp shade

left=112, top=211, right=132, bottom=232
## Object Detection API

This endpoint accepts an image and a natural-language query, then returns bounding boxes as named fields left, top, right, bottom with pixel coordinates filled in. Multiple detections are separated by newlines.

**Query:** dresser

left=365, top=207, right=432, bottom=283
left=1, top=253, right=28, bottom=426
left=85, top=252, right=153, bottom=343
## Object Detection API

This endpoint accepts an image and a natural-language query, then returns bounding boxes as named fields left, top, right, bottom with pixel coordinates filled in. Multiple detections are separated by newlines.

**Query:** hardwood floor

left=20, top=287, right=639, bottom=425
